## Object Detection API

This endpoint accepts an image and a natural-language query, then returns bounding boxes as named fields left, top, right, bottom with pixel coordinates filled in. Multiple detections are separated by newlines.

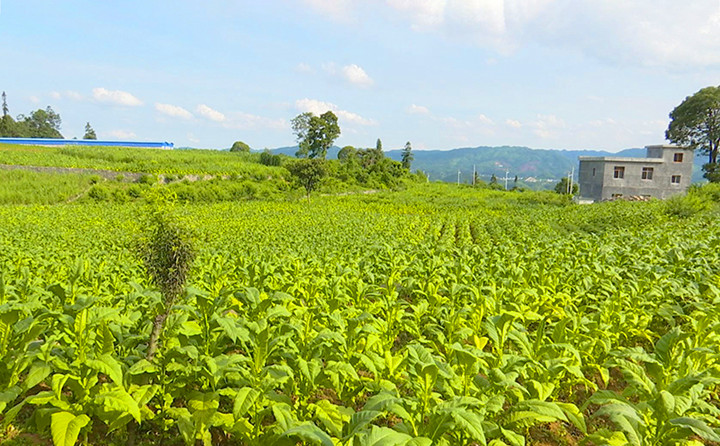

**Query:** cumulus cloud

left=155, top=103, right=193, bottom=120
left=107, top=130, right=137, bottom=139
left=93, top=88, right=143, bottom=107
left=304, top=0, right=720, bottom=69
left=196, top=104, right=226, bottom=122
left=407, top=104, right=431, bottom=115
left=295, top=98, right=377, bottom=126
left=342, top=64, right=374, bottom=87
left=505, top=119, right=522, bottom=128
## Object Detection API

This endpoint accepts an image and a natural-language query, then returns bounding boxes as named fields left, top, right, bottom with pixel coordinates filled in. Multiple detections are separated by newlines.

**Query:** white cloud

left=196, top=104, right=226, bottom=122
left=505, top=119, right=522, bottom=128
left=302, top=0, right=355, bottom=21
left=295, top=98, right=377, bottom=126
left=383, top=0, right=720, bottom=68
left=407, top=104, right=431, bottom=115
left=341, top=64, right=374, bottom=87
left=531, top=114, right=565, bottom=139
left=107, top=130, right=136, bottom=139
left=50, top=91, right=84, bottom=101
left=155, top=103, right=193, bottom=120
left=29, top=96, right=40, bottom=104
left=296, top=63, right=314, bottom=73
left=93, top=88, right=143, bottom=107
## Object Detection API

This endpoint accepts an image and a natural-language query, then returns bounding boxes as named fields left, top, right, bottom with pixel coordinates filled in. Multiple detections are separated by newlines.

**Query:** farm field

left=0, top=185, right=719, bottom=445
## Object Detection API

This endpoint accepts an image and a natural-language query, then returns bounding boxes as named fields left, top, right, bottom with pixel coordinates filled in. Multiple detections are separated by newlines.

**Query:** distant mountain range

left=270, top=145, right=706, bottom=189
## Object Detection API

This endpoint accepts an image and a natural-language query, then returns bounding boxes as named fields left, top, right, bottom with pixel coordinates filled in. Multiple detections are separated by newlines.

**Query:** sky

left=2, top=1, right=720, bottom=152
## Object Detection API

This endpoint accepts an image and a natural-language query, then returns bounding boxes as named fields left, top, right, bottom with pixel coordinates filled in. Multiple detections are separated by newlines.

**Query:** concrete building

left=578, top=145, right=693, bottom=202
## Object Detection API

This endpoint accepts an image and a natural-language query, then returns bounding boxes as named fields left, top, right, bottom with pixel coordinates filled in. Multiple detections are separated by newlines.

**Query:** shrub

left=138, top=173, right=158, bottom=185
left=88, top=184, right=110, bottom=201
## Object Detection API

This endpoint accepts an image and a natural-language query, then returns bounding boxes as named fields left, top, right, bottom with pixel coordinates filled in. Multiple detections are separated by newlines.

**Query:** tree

left=291, top=111, right=341, bottom=159
left=376, top=138, right=383, bottom=151
left=554, top=177, right=578, bottom=195
left=666, top=86, right=720, bottom=180
left=17, top=106, right=63, bottom=138
left=230, top=141, right=251, bottom=152
left=1, top=91, right=8, bottom=117
left=401, top=141, right=414, bottom=169
left=287, top=158, right=328, bottom=197
left=83, top=122, right=97, bottom=140
left=337, top=145, right=357, bottom=162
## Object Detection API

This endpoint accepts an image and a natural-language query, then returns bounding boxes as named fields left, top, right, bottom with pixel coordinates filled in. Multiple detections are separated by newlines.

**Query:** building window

left=671, top=175, right=681, bottom=184
left=613, top=166, right=625, bottom=179
left=641, top=167, right=654, bottom=180
left=592, top=167, right=596, bottom=176
left=674, top=153, right=684, bottom=162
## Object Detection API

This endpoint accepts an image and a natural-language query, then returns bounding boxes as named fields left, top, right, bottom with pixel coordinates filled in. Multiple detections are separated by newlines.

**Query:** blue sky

left=2, top=0, right=720, bottom=152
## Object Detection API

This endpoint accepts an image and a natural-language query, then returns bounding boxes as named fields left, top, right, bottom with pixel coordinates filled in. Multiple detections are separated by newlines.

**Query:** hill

left=272, top=145, right=705, bottom=188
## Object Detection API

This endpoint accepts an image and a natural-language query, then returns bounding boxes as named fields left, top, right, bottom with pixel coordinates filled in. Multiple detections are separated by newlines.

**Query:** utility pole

left=472, top=165, right=476, bottom=186
left=457, top=170, right=461, bottom=185
left=569, top=167, right=574, bottom=194
left=504, top=169, right=510, bottom=191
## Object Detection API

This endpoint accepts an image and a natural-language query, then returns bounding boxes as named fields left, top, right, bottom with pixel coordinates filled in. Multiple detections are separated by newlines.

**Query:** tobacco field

left=0, top=188, right=719, bottom=445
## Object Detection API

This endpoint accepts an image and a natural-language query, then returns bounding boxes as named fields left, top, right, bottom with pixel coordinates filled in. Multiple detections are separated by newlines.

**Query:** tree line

left=0, top=91, right=96, bottom=140
left=286, top=111, right=420, bottom=195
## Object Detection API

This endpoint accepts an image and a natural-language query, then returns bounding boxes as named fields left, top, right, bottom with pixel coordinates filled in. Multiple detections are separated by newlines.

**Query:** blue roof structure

left=0, top=138, right=173, bottom=149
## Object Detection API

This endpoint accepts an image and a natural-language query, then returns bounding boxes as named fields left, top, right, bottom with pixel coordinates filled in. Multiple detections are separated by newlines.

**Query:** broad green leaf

left=23, top=362, right=51, bottom=391
left=346, top=410, right=382, bottom=439
left=310, top=399, right=351, bottom=438
left=282, top=422, right=334, bottom=446
left=233, top=387, right=259, bottom=420
left=358, top=426, right=413, bottom=446
left=51, top=411, right=90, bottom=446
left=669, top=417, right=720, bottom=442
left=451, top=409, right=486, bottom=445
left=85, top=354, right=123, bottom=386
left=95, top=387, right=142, bottom=423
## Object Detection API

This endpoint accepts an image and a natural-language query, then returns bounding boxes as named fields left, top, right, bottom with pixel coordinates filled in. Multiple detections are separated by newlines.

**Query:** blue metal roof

left=0, top=138, right=173, bottom=149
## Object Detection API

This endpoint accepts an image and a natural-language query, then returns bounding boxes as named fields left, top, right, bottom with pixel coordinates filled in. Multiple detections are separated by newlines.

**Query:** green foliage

left=230, top=141, right=251, bottom=152
left=259, top=149, right=281, bottom=166
left=401, top=142, right=414, bottom=169
left=291, top=111, right=341, bottom=159
left=88, top=184, right=111, bottom=201
left=16, top=107, right=63, bottom=139
left=666, top=86, right=719, bottom=175
left=554, top=177, right=578, bottom=195
left=287, top=158, right=328, bottom=196
left=0, top=178, right=719, bottom=445
left=82, top=122, right=97, bottom=140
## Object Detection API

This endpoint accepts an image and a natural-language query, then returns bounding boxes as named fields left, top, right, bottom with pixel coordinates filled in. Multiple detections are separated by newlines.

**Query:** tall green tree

left=83, top=122, right=97, bottom=140
left=17, top=106, right=63, bottom=138
left=666, top=86, right=719, bottom=179
left=376, top=138, right=382, bottom=151
left=291, top=111, right=341, bottom=159
left=401, top=141, right=414, bottom=169
left=287, top=158, right=328, bottom=197
left=1, top=91, right=8, bottom=117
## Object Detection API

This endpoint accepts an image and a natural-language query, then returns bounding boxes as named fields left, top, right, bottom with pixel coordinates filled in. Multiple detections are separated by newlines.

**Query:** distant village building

left=578, top=145, right=693, bottom=202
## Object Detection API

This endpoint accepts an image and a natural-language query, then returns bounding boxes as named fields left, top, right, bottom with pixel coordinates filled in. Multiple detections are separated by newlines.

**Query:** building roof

left=578, top=156, right=664, bottom=163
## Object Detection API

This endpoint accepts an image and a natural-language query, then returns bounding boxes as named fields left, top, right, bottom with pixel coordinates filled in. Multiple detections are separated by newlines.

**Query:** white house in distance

left=578, top=145, right=694, bottom=202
